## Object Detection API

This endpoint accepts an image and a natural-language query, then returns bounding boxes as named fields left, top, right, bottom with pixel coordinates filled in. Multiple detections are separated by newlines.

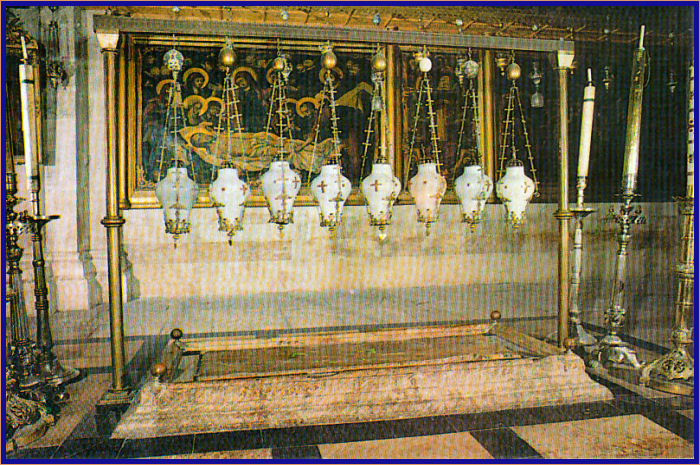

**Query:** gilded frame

left=117, top=33, right=382, bottom=209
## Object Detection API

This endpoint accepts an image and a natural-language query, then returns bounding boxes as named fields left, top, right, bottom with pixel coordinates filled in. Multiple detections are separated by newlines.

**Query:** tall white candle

left=19, top=36, right=36, bottom=196
left=577, top=68, right=596, bottom=178
left=687, top=64, right=694, bottom=199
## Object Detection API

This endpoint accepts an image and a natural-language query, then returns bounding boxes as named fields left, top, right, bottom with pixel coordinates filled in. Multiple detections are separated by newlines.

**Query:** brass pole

left=480, top=49, right=496, bottom=194
left=117, top=44, right=130, bottom=208
left=385, top=44, right=397, bottom=167
left=555, top=50, right=574, bottom=348
left=97, top=32, right=131, bottom=399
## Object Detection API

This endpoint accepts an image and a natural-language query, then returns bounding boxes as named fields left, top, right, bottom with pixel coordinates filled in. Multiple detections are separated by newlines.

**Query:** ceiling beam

left=94, top=14, right=574, bottom=54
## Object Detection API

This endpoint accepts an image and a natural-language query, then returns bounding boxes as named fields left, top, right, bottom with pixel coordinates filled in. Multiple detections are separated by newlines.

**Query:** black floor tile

left=271, top=445, right=322, bottom=459
left=446, top=409, right=521, bottom=432
left=6, top=445, right=59, bottom=460
left=193, top=429, right=265, bottom=452
left=470, top=427, right=543, bottom=459
left=261, top=424, right=331, bottom=448
left=117, top=434, right=196, bottom=458
left=653, top=395, right=696, bottom=411
left=53, top=437, right=124, bottom=459
left=387, top=415, right=456, bottom=438
left=528, top=401, right=622, bottom=425
left=312, top=420, right=398, bottom=445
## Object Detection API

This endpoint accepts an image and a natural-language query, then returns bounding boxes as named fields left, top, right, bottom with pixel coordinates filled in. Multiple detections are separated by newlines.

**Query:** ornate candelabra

left=640, top=63, right=695, bottom=395
left=6, top=100, right=40, bottom=390
left=569, top=69, right=597, bottom=347
left=18, top=36, right=80, bottom=386
left=589, top=27, right=647, bottom=370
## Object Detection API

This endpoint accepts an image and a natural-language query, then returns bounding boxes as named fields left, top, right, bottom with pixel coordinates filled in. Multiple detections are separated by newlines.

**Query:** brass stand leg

left=640, top=197, right=694, bottom=395
left=22, top=213, right=80, bottom=386
left=569, top=202, right=597, bottom=346
left=589, top=194, right=645, bottom=370
left=555, top=55, right=574, bottom=349
left=96, top=33, right=132, bottom=409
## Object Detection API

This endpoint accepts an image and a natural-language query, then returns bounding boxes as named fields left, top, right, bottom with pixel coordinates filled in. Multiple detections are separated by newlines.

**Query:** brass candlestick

left=640, top=63, right=694, bottom=395
left=17, top=36, right=79, bottom=387
left=589, top=192, right=645, bottom=370
left=5, top=129, right=40, bottom=390
left=639, top=197, right=694, bottom=394
left=569, top=69, right=596, bottom=347
left=589, top=28, right=647, bottom=370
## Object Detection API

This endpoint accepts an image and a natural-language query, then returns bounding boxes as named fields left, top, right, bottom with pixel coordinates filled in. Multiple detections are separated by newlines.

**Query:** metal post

left=481, top=49, right=496, bottom=196
left=554, top=49, right=574, bottom=348
left=96, top=32, right=131, bottom=403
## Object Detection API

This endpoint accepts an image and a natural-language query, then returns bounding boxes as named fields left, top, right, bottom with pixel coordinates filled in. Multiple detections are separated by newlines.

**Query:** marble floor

left=5, top=311, right=696, bottom=461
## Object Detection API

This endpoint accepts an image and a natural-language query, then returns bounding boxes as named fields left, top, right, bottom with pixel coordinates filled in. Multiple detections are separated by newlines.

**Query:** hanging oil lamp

left=529, top=62, right=544, bottom=108
left=154, top=45, right=199, bottom=247
left=310, top=43, right=351, bottom=234
left=209, top=40, right=250, bottom=245
left=454, top=52, right=493, bottom=232
left=261, top=50, right=301, bottom=233
left=360, top=47, right=401, bottom=240
left=406, top=47, right=447, bottom=236
left=495, top=54, right=538, bottom=229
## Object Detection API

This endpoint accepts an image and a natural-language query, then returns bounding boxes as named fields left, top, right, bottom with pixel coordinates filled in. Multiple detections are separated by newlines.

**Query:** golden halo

left=182, top=67, right=209, bottom=88
left=296, top=97, right=319, bottom=117
left=319, top=66, right=344, bottom=85
left=231, top=66, right=259, bottom=85
left=183, top=94, right=206, bottom=110
left=198, top=96, right=224, bottom=116
left=155, top=78, right=175, bottom=95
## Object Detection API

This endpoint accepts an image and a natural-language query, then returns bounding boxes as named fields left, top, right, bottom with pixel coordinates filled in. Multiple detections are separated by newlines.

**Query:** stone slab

left=113, top=349, right=613, bottom=439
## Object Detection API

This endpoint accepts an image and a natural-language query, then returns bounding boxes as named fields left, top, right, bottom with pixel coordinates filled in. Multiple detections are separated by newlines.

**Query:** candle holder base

left=38, top=353, right=81, bottom=387
left=11, top=343, right=42, bottom=391
left=640, top=348, right=694, bottom=396
left=569, top=322, right=597, bottom=347
left=588, top=334, right=642, bottom=371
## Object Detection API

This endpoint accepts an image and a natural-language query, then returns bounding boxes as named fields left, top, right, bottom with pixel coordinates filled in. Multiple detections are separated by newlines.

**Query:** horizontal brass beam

left=93, top=15, right=574, bottom=53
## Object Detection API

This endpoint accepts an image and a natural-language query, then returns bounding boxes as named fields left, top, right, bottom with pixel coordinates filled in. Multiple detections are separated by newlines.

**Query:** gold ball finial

left=490, top=310, right=502, bottom=321
left=218, top=45, right=236, bottom=68
left=506, top=62, right=521, bottom=81
left=271, top=56, right=286, bottom=72
left=321, top=49, right=338, bottom=70
left=170, top=328, right=183, bottom=341
left=371, top=52, right=387, bottom=72
left=151, top=363, right=167, bottom=380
